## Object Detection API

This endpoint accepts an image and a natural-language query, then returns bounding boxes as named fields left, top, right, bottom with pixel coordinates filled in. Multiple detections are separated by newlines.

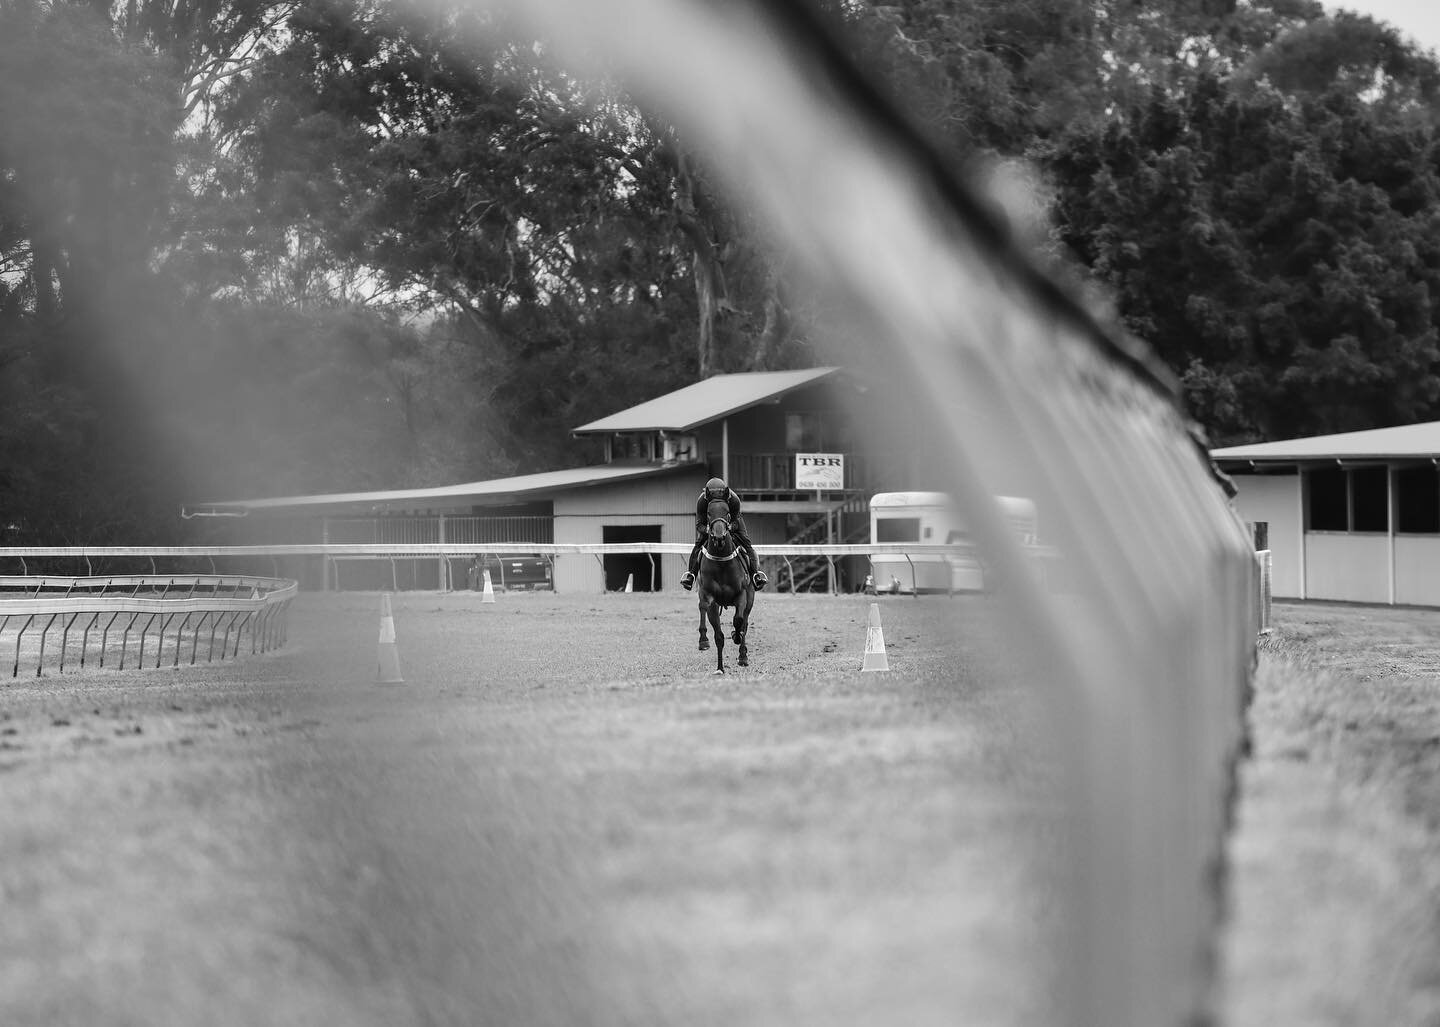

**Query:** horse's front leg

left=708, top=603, right=726, bottom=675
left=732, top=608, right=749, bottom=667
left=697, top=598, right=710, bottom=651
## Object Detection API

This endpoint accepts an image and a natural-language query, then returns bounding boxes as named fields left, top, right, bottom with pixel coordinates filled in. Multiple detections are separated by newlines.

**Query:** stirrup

left=752, top=571, right=767, bottom=589
left=681, top=571, right=695, bottom=591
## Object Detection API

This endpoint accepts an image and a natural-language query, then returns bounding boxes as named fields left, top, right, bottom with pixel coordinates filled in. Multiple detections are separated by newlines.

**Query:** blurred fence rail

left=468, top=2, right=1261, bottom=1023
left=0, top=542, right=1067, bottom=597
left=0, top=575, right=298, bottom=678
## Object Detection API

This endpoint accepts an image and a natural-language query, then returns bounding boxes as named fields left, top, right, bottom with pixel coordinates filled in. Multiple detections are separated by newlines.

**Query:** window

left=1351, top=467, right=1389, bottom=532
left=611, top=434, right=654, bottom=462
left=1307, top=465, right=1422, bottom=533
left=1307, top=467, right=1347, bottom=530
left=876, top=517, right=920, bottom=542
left=1397, top=466, right=1440, bottom=533
left=662, top=434, right=696, bottom=463
left=785, top=412, right=822, bottom=451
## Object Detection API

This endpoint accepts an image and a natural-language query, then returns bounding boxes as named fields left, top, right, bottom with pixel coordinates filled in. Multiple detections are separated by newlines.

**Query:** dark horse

left=696, top=498, right=755, bottom=673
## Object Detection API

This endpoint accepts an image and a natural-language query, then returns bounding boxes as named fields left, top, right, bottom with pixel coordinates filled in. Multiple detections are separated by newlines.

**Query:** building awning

left=571, top=367, right=844, bottom=435
left=184, top=464, right=696, bottom=518
left=1212, top=421, right=1440, bottom=466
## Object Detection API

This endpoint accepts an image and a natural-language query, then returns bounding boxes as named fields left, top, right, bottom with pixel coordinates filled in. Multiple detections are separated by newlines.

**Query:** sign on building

left=796, top=453, right=845, bottom=490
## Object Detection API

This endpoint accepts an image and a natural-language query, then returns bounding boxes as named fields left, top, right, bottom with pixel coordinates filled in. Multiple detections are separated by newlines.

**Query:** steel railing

left=0, top=575, right=298, bottom=677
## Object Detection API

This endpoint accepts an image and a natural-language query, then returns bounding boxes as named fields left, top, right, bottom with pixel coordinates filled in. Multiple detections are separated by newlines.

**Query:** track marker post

left=377, top=593, right=404, bottom=684
left=481, top=569, right=496, bottom=604
left=624, top=573, right=633, bottom=593
left=861, top=602, right=889, bottom=672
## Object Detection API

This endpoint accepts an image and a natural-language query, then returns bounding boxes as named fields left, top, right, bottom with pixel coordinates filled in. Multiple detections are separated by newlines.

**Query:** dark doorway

left=602, top=525, right=661, bottom=591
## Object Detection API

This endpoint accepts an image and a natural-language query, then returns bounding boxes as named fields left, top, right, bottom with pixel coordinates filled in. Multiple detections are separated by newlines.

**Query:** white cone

left=481, top=569, right=496, bottom=604
left=377, top=593, right=404, bottom=683
left=861, top=602, right=889, bottom=672
left=624, top=573, right=633, bottom=593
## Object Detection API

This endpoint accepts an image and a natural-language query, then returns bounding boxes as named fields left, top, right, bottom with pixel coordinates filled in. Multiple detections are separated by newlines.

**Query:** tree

left=1047, top=53, right=1440, bottom=443
left=206, top=0, right=821, bottom=463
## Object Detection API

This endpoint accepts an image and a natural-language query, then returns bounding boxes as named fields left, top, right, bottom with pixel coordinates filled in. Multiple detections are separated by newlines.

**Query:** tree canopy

left=2, top=0, right=1439, bottom=540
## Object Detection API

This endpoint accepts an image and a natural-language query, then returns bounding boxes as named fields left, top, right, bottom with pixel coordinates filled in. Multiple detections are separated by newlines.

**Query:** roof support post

left=1298, top=470, right=1308, bottom=600
left=722, top=418, right=730, bottom=485
left=1388, top=465, right=1397, bottom=606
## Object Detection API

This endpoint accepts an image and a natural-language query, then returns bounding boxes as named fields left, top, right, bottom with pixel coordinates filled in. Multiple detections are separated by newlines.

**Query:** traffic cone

left=377, top=593, right=404, bottom=684
left=624, top=573, right=634, bottom=593
left=861, top=602, right=890, bottom=672
left=481, top=569, right=496, bottom=604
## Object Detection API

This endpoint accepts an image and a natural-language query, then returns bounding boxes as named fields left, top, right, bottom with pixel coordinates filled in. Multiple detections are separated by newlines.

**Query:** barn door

left=601, top=525, right=660, bottom=591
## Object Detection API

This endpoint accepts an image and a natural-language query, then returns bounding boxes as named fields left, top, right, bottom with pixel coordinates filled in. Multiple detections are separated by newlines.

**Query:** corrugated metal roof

left=192, top=464, right=690, bottom=515
left=572, top=367, right=844, bottom=434
left=1212, top=421, right=1440, bottom=463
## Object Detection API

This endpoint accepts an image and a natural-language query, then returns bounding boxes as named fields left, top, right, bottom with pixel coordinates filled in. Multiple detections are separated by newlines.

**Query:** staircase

left=771, top=496, right=870, bottom=593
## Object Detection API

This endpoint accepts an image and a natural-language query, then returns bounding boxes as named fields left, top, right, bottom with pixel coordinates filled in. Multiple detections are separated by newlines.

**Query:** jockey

left=680, top=477, right=768, bottom=591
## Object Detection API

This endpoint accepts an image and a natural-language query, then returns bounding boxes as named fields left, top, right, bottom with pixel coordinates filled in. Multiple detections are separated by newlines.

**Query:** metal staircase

left=770, top=495, right=871, bottom=593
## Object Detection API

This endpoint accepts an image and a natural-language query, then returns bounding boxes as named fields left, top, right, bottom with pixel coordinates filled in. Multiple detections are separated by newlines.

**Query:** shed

left=1212, top=422, right=1440, bottom=605
left=186, top=368, right=915, bottom=593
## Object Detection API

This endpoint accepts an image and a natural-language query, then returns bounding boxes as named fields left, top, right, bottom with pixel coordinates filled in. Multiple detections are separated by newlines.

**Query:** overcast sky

left=1328, top=1, right=1440, bottom=55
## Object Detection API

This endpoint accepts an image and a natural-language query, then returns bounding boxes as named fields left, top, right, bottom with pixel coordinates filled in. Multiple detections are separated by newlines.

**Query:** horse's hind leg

left=697, top=601, right=710, bottom=651
left=733, top=609, right=749, bottom=667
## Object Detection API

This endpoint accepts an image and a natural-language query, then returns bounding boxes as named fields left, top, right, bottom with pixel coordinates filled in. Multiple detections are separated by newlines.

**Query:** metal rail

left=0, top=542, right=1055, bottom=558
left=0, top=576, right=298, bottom=678
left=0, top=543, right=1061, bottom=598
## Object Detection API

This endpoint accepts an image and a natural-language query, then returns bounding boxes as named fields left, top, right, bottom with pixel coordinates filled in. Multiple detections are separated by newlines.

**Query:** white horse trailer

left=869, top=492, right=1037, bottom=593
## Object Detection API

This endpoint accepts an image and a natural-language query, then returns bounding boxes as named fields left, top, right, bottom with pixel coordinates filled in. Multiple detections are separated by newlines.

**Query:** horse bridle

left=704, top=516, right=741, bottom=562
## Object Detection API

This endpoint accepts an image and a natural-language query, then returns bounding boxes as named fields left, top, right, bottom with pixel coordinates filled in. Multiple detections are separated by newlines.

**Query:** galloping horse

left=695, top=498, right=755, bottom=673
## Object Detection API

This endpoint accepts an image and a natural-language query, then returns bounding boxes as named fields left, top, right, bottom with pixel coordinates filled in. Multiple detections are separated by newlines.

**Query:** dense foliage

left=2, top=0, right=1439, bottom=540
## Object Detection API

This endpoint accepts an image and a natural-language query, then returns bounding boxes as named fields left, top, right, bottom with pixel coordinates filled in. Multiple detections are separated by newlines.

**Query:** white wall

left=1228, top=474, right=1301, bottom=598
left=1395, top=536, right=1440, bottom=606
left=552, top=473, right=706, bottom=592
left=1304, top=533, right=1390, bottom=603
left=1231, top=470, right=1440, bottom=607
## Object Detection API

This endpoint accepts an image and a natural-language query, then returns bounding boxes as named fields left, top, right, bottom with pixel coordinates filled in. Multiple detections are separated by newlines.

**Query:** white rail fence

left=0, top=544, right=1064, bottom=680
left=0, top=542, right=1065, bottom=595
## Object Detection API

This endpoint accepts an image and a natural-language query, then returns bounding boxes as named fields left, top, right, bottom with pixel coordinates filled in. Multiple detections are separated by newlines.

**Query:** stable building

left=187, top=367, right=921, bottom=593
left=1212, top=422, right=1440, bottom=606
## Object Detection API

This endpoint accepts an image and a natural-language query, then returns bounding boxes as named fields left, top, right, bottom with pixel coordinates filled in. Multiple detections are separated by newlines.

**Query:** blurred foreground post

left=474, top=2, right=1258, bottom=1023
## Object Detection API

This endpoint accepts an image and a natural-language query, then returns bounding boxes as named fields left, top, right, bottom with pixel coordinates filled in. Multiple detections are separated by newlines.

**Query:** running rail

left=0, top=543, right=1043, bottom=557
left=0, top=576, right=298, bottom=677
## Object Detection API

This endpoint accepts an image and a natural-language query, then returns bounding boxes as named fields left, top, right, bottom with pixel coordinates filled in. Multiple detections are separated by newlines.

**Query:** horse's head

left=705, top=498, right=733, bottom=546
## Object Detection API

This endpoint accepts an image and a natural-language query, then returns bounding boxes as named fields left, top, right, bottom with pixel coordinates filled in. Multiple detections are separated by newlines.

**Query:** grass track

left=1220, top=601, right=1440, bottom=1026
left=0, top=591, right=1059, bottom=1027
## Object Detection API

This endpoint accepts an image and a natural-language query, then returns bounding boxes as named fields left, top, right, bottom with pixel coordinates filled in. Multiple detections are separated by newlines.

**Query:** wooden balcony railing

left=714, top=451, right=914, bottom=494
